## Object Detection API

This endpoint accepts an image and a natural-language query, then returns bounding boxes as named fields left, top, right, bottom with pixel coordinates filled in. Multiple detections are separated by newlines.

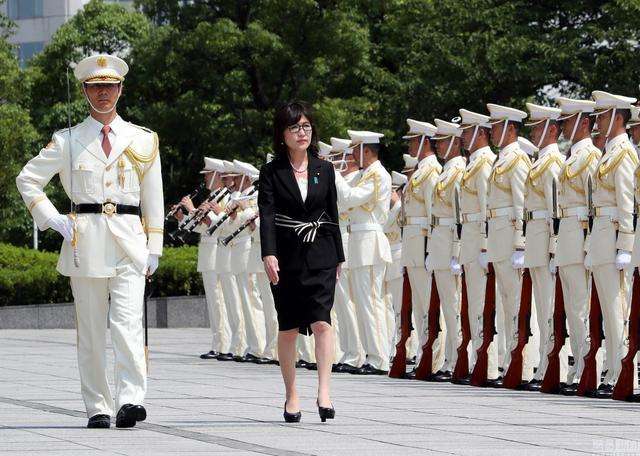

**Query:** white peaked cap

left=330, top=137, right=352, bottom=152
left=233, top=159, right=259, bottom=177
left=318, top=141, right=333, bottom=157
left=200, top=157, right=225, bottom=174
left=628, top=105, right=640, bottom=127
left=402, top=153, right=418, bottom=170
left=392, top=171, right=408, bottom=187
left=517, top=136, right=538, bottom=156
left=556, top=97, right=596, bottom=120
left=525, top=103, right=562, bottom=126
left=402, top=118, right=437, bottom=139
left=222, top=160, right=241, bottom=176
left=74, top=54, right=128, bottom=84
left=592, top=90, right=636, bottom=110
left=347, top=130, right=384, bottom=146
left=433, top=118, right=462, bottom=139
left=487, top=103, right=527, bottom=123
left=459, top=109, right=491, bottom=129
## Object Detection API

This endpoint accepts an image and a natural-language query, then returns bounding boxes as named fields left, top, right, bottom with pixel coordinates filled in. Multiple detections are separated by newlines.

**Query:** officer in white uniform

left=16, top=54, right=163, bottom=428
left=400, top=120, right=445, bottom=376
left=426, top=119, right=466, bottom=381
left=522, top=103, right=566, bottom=391
left=554, top=97, right=602, bottom=395
left=340, top=130, right=392, bottom=374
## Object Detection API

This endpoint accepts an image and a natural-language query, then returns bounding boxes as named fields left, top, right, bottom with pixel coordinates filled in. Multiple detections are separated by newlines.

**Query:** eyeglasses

left=287, top=123, right=312, bottom=135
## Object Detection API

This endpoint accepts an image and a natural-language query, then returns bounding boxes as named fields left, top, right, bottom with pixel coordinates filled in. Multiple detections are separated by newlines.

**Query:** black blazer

left=258, top=153, right=345, bottom=271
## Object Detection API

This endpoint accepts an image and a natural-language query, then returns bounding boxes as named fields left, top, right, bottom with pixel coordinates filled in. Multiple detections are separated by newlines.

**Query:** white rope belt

left=274, top=212, right=337, bottom=243
left=560, top=206, right=587, bottom=219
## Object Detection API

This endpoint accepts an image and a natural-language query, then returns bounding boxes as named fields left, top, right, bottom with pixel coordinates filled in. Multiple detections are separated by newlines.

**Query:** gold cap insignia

left=96, top=56, right=108, bottom=68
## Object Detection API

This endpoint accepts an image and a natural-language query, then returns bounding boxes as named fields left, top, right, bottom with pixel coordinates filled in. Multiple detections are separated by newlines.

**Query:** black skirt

left=271, top=266, right=337, bottom=335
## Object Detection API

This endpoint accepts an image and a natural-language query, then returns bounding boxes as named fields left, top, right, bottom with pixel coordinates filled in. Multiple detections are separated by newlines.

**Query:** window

left=17, top=41, right=44, bottom=67
left=7, top=0, right=43, bottom=20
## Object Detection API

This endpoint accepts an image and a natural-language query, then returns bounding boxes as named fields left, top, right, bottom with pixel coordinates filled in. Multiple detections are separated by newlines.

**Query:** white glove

left=424, top=254, right=432, bottom=271
left=46, top=214, right=74, bottom=242
left=615, top=250, right=631, bottom=271
left=450, top=257, right=462, bottom=275
left=510, top=250, right=525, bottom=269
left=549, top=257, right=557, bottom=275
left=478, top=251, right=489, bottom=270
left=147, top=254, right=160, bottom=276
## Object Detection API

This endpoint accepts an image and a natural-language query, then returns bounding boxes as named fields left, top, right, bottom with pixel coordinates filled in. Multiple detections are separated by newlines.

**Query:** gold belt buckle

left=102, top=201, right=117, bottom=216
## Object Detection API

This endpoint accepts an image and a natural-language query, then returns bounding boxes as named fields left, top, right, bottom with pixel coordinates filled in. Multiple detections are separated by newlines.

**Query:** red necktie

left=101, top=125, right=112, bottom=158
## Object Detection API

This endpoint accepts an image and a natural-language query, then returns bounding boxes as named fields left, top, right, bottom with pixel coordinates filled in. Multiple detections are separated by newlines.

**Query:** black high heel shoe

left=317, top=400, right=335, bottom=423
left=283, top=401, right=301, bottom=423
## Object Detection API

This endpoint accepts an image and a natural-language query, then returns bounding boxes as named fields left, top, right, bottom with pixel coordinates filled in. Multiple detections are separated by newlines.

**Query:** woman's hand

left=336, top=262, right=343, bottom=280
left=263, top=255, right=280, bottom=285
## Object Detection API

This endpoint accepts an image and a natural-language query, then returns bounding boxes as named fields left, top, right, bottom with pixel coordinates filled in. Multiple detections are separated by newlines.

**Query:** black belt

left=73, top=202, right=140, bottom=216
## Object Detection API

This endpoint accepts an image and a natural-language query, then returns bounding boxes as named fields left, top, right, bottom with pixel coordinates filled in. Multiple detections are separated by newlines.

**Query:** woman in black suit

left=258, top=101, right=344, bottom=423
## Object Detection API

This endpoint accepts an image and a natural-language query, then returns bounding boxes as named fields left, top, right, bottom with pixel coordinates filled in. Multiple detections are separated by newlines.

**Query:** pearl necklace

left=289, top=160, right=308, bottom=173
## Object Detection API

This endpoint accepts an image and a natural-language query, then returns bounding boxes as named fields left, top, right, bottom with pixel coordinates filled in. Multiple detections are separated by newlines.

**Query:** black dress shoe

left=485, top=377, right=504, bottom=388
left=595, top=383, right=614, bottom=399
left=521, top=379, right=542, bottom=391
left=216, top=353, right=234, bottom=361
left=296, top=360, right=309, bottom=369
left=358, top=364, right=388, bottom=375
left=432, top=371, right=452, bottom=382
left=116, top=404, right=146, bottom=428
left=560, top=383, right=578, bottom=396
left=266, top=358, right=279, bottom=365
left=405, top=368, right=417, bottom=380
left=245, top=353, right=271, bottom=364
left=451, top=375, right=471, bottom=385
left=407, top=356, right=416, bottom=366
left=200, top=350, right=219, bottom=360
left=317, top=400, right=335, bottom=423
left=305, top=362, right=318, bottom=371
left=233, top=355, right=248, bottom=362
left=332, top=363, right=343, bottom=372
left=283, top=401, right=301, bottom=423
left=340, top=364, right=360, bottom=374
left=87, top=414, right=110, bottom=429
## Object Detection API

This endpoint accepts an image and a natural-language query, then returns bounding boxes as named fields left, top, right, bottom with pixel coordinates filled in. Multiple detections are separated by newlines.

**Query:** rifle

left=612, top=267, right=640, bottom=401
left=221, top=213, right=259, bottom=246
left=389, top=272, right=413, bottom=378
left=502, top=268, right=533, bottom=389
left=578, top=175, right=604, bottom=396
left=452, top=271, right=471, bottom=382
left=414, top=275, right=441, bottom=380
left=540, top=275, right=567, bottom=393
left=206, top=188, right=257, bottom=236
left=470, top=263, right=496, bottom=386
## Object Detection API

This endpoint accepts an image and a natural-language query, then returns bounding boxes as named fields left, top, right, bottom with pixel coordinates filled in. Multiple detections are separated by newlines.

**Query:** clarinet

left=206, top=187, right=257, bottom=236
left=173, top=187, right=230, bottom=242
left=221, top=214, right=259, bottom=246
left=165, top=182, right=206, bottom=222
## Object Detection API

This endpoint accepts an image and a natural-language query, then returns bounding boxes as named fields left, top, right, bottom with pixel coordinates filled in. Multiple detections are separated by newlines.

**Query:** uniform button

left=106, top=181, right=112, bottom=187
left=106, top=165, right=112, bottom=171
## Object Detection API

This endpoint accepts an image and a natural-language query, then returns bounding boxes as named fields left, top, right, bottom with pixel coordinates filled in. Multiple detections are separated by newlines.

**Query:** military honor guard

left=457, top=109, right=499, bottom=383
left=425, top=119, right=466, bottom=382
left=16, top=54, right=163, bottom=428
left=486, top=103, right=534, bottom=386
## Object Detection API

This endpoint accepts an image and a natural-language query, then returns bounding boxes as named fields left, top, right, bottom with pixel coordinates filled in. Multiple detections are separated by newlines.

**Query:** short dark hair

left=272, top=101, right=319, bottom=160
left=508, top=121, right=520, bottom=134
left=618, top=108, right=631, bottom=124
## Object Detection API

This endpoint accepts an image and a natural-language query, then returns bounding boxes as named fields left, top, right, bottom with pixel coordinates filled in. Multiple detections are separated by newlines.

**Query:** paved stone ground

left=1, top=329, right=639, bottom=456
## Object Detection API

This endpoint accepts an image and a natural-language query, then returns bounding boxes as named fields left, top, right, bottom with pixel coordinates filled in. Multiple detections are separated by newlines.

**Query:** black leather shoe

left=115, top=404, right=146, bottom=428
left=451, top=375, right=471, bottom=385
left=407, top=356, right=416, bottom=366
left=332, top=363, right=343, bottom=372
left=405, top=368, right=417, bottom=380
left=359, top=364, right=388, bottom=375
left=432, top=371, right=452, bottom=382
left=87, top=414, right=110, bottom=429
left=296, top=360, right=309, bottom=369
left=317, top=400, right=335, bottom=423
left=594, top=383, right=614, bottom=399
left=233, top=355, right=248, bottom=362
left=216, top=352, right=234, bottom=361
left=340, top=364, right=360, bottom=374
left=283, top=401, right=301, bottom=423
left=200, top=350, right=219, bottom=360
left=559, top=383, right=578, bottom=396
left=305, top=362, right=318, bottom=371
left=521, top=379, right=542, bottom=391
left=266, top=358, right=279, bottom=365
left=245, top=353, right=271, bottom=364
left=486, top=377, right=504, bottom=388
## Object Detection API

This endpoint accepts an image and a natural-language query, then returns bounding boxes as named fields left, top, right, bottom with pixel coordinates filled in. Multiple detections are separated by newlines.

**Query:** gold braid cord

left=436, top=168, right=463, bottom=206
left=491, top=153, right=530, bottom=192
left=356, top=170, right=380, bottom=212
left=408, top=166, right=436, bottom=203
left=123, top=132, right=160, bottom=182
left=597, top=147, right=638, bottom=191
left=462, top=156, right=490, bottom=195
left=527, top=155, right=563, bottom=197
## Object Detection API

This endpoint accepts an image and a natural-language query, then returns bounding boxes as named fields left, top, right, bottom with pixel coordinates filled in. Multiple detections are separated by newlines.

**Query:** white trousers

left=255, top=272, right=279, bottom=360
left=236, top=273, right=266, bottom=357
left=407, top=266, right=444, bottom=371
left=219, top=273, right=247, bottom=355
left=433, top=269, right=461, bottom=372
left=333, top=269, right=365, bottom=366
left=70, top=258, right=146, bottom=418
left=592, top=263, right=626, bottom=385
left=385, top=275, right=403, bottom=359
left=297, top=334, right=316, bottom=363
left=493, top=260, right=535, bottom=381
left=202, top=271, right=230, bottom=354
left=350, top=264, right=390, bottom=371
